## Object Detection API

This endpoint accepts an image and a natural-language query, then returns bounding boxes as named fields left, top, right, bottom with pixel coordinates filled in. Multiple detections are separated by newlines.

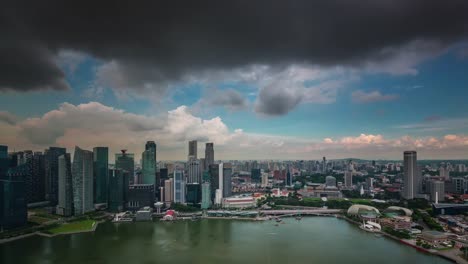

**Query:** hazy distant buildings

left=72, top=147, right=94, bottom=215
left=402, top=151, right=419, bottom=200
left=251, top=168, right=261, bottom=183
left=57, top=154, right=73, bottom=216
left=439, top=167, right=450, bottom=181
left=286, top=165, right=292, bottom=186
left=45, top=147, right=66, bottom=206
left=204, top=143, right=214, bottom=168
left=325, top=176, right=337, bottom=188
left=261, top=173, right=269, bottom=187
left=93, top=147, right=108, bottom=204
left=188, top=140, right=197, bottom=159
left=430, top=180, right=445, bottom=203
left=344, top=171, right=353, bottom=188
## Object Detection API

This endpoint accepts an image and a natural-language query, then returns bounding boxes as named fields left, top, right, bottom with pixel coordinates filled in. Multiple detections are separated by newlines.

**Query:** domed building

left=347, top=204, right=380, bottom=218
left=383, top=206, right=413, bottom=217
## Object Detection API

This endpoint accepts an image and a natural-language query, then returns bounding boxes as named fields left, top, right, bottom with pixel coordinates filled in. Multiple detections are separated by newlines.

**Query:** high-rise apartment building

left=402, top=151, right=419, bottom=200
left=93, top=147, right=108, bottom=204
left=429, top=180, right=445, bottom=203
left=57, top=153, right=73, bottom=216
left=72, top=147, right=94, bottom=215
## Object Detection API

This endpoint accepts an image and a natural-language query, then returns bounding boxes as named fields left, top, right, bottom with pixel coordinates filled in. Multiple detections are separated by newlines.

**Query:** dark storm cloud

left=1, top=0, right=468, bottom=92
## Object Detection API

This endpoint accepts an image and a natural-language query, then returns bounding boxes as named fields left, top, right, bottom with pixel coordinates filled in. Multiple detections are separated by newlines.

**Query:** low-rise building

left=380, top=216, right=412, bottom=230
left=420, top=231, right=449, bottom=244
left=222, top=196, right=256, bottom=209
left=135, top=207, right=153, bottom=221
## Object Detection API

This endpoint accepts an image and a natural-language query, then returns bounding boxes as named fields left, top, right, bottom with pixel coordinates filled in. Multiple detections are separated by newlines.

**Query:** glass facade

left=93, top=147, right=109, bottom=204
left=72, top=147, right=94, bottom=215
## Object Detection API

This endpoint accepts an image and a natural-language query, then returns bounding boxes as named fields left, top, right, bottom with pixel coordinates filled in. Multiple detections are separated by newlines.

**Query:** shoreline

left=0, top=220, right=102, bottom=243
left=2, top=215, right=467, bottom=263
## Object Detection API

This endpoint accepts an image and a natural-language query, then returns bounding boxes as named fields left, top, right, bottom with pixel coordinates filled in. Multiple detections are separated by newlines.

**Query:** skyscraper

left=93, top=147, right=108, bottom=204
left=402, top=151, right=419, bottom=200
left=344, top=171, right=353, bottom=188
left=174, top=169, right=185, bottom=204
left=72, top=147, right=94, bottom=215
left=201, top=182, right=211, bottom=209
left=31, top=152, right=46, bottom=203
left=188, top=140, right=197, bottom=159
left=322, top=157, right=327, bottom=174
left=0, top=174, right=27, bottom=230
left=44, top=147, right=66, bottom=206
left=205, top=143, right=214, bottom=168
left=429, top=180, right=445, bottom=203
left=286, top=165, right=292, bottom=186
left=222, top=163, right=232, bottom=198
left=115, top=150, right=134, bottom=202
left=57, top=153, right=73, bottom=216
left=164, top=178, right=173, bottom=206
left=108, top=169, right=125, bottom=212
left=209, top=164, right=219, bottom=202
left=142, top=149, right=156, bottom=185
left=187, top=158, right=201, bottom=183
left=145, top=141, right=157, bottom=161
left=0, top=145, right=8, bottom=179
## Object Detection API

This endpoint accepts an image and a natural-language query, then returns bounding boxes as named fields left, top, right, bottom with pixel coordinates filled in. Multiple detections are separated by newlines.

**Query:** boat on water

left=295, top=216, right=302, bottom=221
left=275, top=218, right=282, bottom=223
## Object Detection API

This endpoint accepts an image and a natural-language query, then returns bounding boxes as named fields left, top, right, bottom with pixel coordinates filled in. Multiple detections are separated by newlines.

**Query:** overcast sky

left=1, top=0, right=468, bottom=161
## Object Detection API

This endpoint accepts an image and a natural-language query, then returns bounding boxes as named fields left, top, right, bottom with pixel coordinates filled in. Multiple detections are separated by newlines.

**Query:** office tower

left=0, top=174, right=27, bottom=230
left=93, top=147, right=108, bottom=204
left=222, top=163, right=232, bottom=198
left=218, top=163, right=224, bottom=201
left=142, top=150, right=156, bottom=185
left=159, top=168, right=168, bottom=187
left=322, top=157, right=327, bottom=174
left=251, top=168, right=261, bottom=183
left=31, top=152, right=46, bottom=202
left=430, top=180, right=445, bottom=203
left=57, top=154, right=73, bottom=216
left=187, top=158, right=201, bottom=183
left=115, top=150, right=134, bottom=201
left=366, top=177, right=374, bottom=190
left=0, top=145, right=8, bottom=179
left=439, top=167, right=450, bottom=181
left=325, top=176, right=337, bottom=188
left=145, top=141, right=157, bottom=161
left=209, top=164, right=219, bottom=202
left=201, top=182, right=211, bottom=209
left=261, top=173, right=269, bottom=187
left=173, top=169, right=185, bottom=204
left=286, top=165, right=292, bottom=186
left=186, top=183, right=201, bottom=205
left=164, top=178, right=173, bottom=205
left=108, top=169, right=125, bottom=212
left=205, top=143, right=214, bottom=168
left=127, top=184, right=154, bottom=210
left=402, top=151, right=419, bottom=200
left=159, top=186, right=164, bottom=202
left=72, top=147, right=94, bottom=215
left=188, top=140, right=197, bottom=159
left=344, top=171, right=353, bottom=188
left=44, top=147, right=66, bottom=206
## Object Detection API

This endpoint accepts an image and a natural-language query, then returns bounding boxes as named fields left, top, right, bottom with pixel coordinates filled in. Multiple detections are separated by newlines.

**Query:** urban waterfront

left=0, top=218, right=450, bottom=264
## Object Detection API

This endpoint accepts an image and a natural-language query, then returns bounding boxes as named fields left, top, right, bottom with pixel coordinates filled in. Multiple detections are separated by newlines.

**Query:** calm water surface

left=0, top=217, right=451, bottom=264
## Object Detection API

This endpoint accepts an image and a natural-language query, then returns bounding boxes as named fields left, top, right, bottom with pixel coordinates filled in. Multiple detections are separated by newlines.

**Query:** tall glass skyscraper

left=45, top=147, right=66, bottom=206
left=108, top=169, right=125, bottom=212
left=57, top=153, right=73, bottom=216
left=141, top=149, right=156, bottom=185
left=0, top=145, right=8, bottom=179
left=204, top=143, right=214, bottom=168
left=72, top=147, right=94, bottom=215
left=145, top=141, right=157, bottom=161
left=173, top=169, right=185, bottom=204
left=93, top=147, right=108, bottom=204
left=201, top=182, right=211, bottom=209
left=222, top=163, right=232, bottom=198
left=0, top=174, right=27, bottom=230
left=115, top=150, right=134, bottom=202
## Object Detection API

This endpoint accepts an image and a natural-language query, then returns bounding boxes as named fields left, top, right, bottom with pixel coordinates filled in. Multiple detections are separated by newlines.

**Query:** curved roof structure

left=385, top=206, right=413, bottom=216
left=347, top=204, right=380, bottom=216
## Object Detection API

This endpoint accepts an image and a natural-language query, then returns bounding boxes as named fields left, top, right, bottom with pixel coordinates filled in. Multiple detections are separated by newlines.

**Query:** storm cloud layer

left=1, top=0, right=468, bottom=94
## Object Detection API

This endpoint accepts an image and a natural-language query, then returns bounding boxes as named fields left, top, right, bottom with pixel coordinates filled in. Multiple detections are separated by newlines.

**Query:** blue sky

left=1, top=45, right=468, bottom=160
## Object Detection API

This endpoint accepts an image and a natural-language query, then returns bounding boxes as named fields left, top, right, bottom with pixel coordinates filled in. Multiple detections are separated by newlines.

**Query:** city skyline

left=1, top=1, right=468, bottom=160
